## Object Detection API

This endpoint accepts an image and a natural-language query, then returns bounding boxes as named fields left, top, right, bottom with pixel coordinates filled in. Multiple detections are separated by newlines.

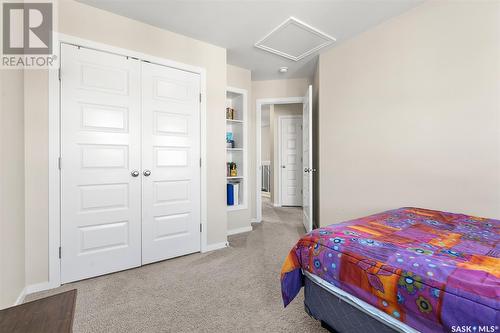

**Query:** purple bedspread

left=280, top=207, right=500, bottom=332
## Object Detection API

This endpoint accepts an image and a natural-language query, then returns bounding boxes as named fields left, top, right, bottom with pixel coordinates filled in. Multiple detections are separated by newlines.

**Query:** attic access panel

left=255, top=17, right=336, bottom=61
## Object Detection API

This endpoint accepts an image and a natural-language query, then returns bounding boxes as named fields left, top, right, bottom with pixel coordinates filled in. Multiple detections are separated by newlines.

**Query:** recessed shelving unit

left=226, top=87, right=247, bottom=211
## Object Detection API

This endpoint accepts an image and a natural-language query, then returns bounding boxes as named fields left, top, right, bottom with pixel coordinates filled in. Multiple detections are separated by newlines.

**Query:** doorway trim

left=255, top=97, right=303, bottom=223
left=48, top=33, right=208, bottom=291
left=277, top=115, right=303, bottom=207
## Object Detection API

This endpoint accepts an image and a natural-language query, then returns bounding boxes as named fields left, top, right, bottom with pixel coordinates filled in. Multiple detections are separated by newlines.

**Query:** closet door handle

left=131, top=170, right=140, bottom=177
left=143, top=170, right=151, bottom=177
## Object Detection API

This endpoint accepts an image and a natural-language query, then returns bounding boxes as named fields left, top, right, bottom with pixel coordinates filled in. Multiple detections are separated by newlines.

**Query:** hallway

left=260, top=196, right=304, bottom=228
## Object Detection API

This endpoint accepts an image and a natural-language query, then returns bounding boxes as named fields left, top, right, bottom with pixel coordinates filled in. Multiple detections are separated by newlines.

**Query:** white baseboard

left=12, top=280, right=59, bottom=306
left=26, top=281, right=55, bottom=295
left=227, top=226, right=253, bottom=236
left=202, top=241, right=229, bottom=253
left=14, top=286, right=27, bottom=305
left=250, top=218, right=262, bottom=223
left=273, top=203, right=281, bottom=207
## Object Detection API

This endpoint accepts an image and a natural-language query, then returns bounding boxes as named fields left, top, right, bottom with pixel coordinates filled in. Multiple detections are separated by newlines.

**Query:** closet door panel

left=60, top=44, right=142, bottom=283
left=141, top=62, right=201, bottom=264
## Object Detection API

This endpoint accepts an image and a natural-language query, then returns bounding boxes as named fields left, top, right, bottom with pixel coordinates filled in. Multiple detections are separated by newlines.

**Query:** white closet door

left=60, top=44, right=142, bottom=283
left=280, top=117, right=303, bottom=206
left=141, top=62, right=201, bottom=264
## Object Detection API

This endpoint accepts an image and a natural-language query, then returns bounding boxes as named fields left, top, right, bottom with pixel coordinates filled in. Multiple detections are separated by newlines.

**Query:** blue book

left=227, top=183, right=234, bottom=206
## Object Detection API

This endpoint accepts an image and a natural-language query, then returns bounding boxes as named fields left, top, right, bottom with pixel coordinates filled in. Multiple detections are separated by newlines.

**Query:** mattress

left=280, top=207, right=500, bottom=332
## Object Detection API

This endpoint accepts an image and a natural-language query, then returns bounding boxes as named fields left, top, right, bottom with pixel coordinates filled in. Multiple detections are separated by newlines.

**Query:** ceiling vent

left=255, top=17, right=336, bottom=62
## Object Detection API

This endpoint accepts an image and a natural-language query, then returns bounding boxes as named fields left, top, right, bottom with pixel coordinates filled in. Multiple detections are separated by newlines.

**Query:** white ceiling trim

left=254, top=16, right=336, bottom=62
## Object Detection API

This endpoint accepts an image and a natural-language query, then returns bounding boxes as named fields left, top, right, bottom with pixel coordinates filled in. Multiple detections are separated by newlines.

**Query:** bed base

left=304, top=275, right=398, bottom=333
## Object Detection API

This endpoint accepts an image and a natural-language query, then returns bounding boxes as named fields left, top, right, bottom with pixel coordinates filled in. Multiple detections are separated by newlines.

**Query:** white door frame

left=255, top=97, right=303, bottom=223
left=277, top=115, right=302, bottom=207
left=48, top=33, right=208, bottom=291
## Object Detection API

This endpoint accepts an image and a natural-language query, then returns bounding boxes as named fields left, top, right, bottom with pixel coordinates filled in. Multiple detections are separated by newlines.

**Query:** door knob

left=304, top=168, right=310, bottom=173
left=282, top=165, right=286, bottom=169
left=143, top=170, right=151, bottom=177
left=131, top=170, right=140, bottom=177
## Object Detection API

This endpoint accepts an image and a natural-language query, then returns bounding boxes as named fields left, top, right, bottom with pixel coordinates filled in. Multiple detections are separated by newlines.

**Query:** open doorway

left=260, top=104, right=303, bottom=207
left=256, top=86, right=313, bottom=232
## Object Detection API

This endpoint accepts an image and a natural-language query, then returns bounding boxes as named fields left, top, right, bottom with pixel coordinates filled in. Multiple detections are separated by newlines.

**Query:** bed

left=280, top=207, right=500, bottom=332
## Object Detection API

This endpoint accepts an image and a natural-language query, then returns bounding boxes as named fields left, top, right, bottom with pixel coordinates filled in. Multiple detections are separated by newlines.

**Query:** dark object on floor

left=304, top=276, right=396, bottom=333
left=0, top=289, right=77, bottom=333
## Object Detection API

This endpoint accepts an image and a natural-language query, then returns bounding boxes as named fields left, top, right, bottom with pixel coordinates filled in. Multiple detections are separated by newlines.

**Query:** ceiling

left=78, top=0, right=423, bottom=80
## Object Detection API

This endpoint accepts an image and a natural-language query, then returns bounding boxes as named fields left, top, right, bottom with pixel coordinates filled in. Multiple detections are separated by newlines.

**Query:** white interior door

left=302, top=85, right=313, bottom=232
left=60, top=44, right=142, bottom=283
left=141, top=62, right=201, bottom=264
left=280, top=117, right=303, bottom=206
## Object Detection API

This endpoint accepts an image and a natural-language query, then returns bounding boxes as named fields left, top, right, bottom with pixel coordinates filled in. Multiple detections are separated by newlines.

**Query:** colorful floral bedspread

left=280, top=208, right=500, bottom=332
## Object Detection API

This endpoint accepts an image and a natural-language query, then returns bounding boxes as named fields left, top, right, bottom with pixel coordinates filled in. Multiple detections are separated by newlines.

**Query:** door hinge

left=58, top=247, right=62, bottom=259
left=58, top=157, right=62, bottom=170
left=200, top=224, right=202, bottom=232
left=199, top=158, right=202, bottom=168
left=58, top=68, right=61, bottom=81
left=199, top=93, right=202, bottom=103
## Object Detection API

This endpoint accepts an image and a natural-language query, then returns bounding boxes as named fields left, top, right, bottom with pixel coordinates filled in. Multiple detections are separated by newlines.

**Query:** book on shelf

left=233, top=183, right=239, bottom=206
left=226, top=181, right=240, bottom=206
left=227, top=183, right=234, bottom=206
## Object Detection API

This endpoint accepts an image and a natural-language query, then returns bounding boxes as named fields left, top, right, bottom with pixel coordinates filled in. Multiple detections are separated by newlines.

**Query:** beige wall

left=318, top=1, right=500, bottom=225
left=0, top=70, right=26, bottom=309
left=251, top=79, right=311, bottom=218
left=261, top=125, right=270, bottom=162
left=226, top=64, right=252, bottom=232
left=24, top=0, right=228, bottom=286
left=24, top=70, right=49, bottom=285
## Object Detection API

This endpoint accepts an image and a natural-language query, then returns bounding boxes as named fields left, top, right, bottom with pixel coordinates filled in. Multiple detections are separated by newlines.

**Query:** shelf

left=226, top=86, right=247, bottom=213
left=227, top=204, right=247, bottom=211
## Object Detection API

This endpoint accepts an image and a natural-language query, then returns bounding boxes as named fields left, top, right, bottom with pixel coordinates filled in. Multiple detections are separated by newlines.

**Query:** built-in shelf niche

left=226, top=87, right=247, bottom=211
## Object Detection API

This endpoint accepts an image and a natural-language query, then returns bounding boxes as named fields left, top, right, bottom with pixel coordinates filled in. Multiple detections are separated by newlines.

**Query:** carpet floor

left=26, top=197, right=324, bottom=332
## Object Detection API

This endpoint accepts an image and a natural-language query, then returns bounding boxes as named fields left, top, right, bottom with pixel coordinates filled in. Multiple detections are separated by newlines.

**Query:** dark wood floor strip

left=0, top=289, right=77, bottom=333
